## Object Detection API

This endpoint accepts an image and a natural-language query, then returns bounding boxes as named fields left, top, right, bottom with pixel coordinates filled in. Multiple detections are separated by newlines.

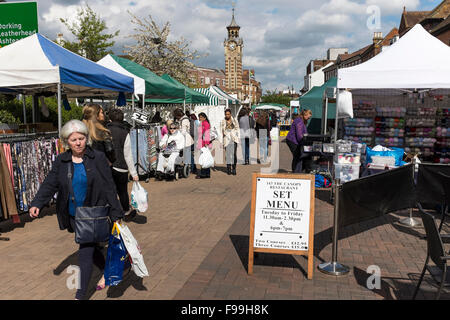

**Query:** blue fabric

left=68, top=163, right=87, bottom=217
left=104, top=233, right=127, bottom=286
left=36, top=34, right=134, bottom=93
left=116, top=92, right=126, bottom=106
left=62, top=96, right=71, bottom=110
left=366, top=147, right=405, bottom=166
left=130, top=129, right=148, bottom=172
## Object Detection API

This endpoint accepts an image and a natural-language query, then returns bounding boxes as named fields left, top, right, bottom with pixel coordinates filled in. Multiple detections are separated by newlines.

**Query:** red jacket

left=197, top=120, right=211, bottom=149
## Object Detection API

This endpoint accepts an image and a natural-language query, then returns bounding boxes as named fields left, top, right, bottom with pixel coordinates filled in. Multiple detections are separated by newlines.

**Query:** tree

left=125, top=12, right=204, bottom=83
left=59, top=5, right=119, bottom=61
left=260, top=90, right=291, bottom=107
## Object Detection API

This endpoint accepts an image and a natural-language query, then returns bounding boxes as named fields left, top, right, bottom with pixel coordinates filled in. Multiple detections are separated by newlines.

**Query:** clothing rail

left=0, top=131, right=58, bottom=143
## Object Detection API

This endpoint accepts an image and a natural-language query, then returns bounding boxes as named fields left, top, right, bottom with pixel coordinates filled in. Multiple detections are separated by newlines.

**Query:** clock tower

left=224, top=6, right=243, bottom=99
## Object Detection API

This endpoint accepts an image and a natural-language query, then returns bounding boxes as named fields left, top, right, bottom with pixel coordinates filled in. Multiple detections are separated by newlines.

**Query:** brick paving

left=0, top=140, right=449, bottom=300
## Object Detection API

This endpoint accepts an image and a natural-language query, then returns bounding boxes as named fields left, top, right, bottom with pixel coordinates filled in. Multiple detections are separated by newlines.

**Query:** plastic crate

left=334, top=163, right=360, bottom=183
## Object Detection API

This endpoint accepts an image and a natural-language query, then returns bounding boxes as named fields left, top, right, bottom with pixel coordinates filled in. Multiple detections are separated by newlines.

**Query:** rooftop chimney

left=373, top=32, right=383, bottom=44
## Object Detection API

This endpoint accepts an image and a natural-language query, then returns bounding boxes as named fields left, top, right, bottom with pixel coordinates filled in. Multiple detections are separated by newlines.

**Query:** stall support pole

left=319, top=90, right=349, bottom=276
left=22, top=94, right=27, bottom=125
left=399, top=158, right=421, bottom=227
left=322, top=94, right=328, bottom=135
left=318, top=178, right=350, bottom=275
left=57, top=83, right=62, bottom=135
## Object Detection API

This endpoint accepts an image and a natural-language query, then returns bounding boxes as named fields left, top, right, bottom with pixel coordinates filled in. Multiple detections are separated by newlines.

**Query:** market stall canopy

left=254, top=104, right=284, bottom=111
left=193, top=87, right=227, bottom=106
left=209, top=85, right=240, bottom=105
left=300, top=77, right=337, bottom=119
left=104, top=55, right=185, bottom=99
left=97, top=54, right=145, bottom=96
left=338, top=24, right=450, bottom=89
left=0, top=33, right=134, bottom=96
left=160, top=74, right=210, bottom=104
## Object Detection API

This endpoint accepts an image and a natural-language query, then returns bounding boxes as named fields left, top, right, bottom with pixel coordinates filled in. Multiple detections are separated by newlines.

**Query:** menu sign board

left=248, top=173, right=315, bottom=279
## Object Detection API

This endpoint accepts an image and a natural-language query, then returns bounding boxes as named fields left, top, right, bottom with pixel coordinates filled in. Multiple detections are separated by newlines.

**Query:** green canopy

left=299, top=77, right=337, bottom=119
left=110, top=54, right=185, bottom=99
left=160, top=74, right=209, bottom=104
left=299, top=77, right=337, bottom=134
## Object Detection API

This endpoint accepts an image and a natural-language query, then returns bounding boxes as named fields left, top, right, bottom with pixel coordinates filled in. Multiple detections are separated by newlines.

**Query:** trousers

left=112, top=169, right=130, bottom=212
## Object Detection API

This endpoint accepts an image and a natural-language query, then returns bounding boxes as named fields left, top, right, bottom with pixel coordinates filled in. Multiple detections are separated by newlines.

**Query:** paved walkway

left=0, top=140, right=448, bottom=300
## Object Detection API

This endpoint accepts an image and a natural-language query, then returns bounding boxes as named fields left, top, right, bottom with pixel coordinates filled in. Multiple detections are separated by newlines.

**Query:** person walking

left=82, top=104, right=115, bottom=165
left=221, top=109, right=240, bottom=175
left=173, top=108, right=195, bottom=174
left=286, top=109, right=312, bottom=173
left=106, top=108, right=139, bottom=220
left=255, top=110, right=270, bottom=164
left=156, top=122, right=185, bottom=180
left=161, top=119, right=173, bottom=138
left=29, top=120, right=123, bottom=300
left=196, top=112, right=212, bottom=179
left=237, top=108, right=254, bottom=165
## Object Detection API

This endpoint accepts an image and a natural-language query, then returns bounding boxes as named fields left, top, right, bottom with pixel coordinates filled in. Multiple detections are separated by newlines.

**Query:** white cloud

left=7, top=0, right=429, bottom=92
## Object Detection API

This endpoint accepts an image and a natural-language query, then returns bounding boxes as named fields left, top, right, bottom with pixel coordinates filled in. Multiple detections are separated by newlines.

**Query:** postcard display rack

left=343, top=93, right=449, bottom=163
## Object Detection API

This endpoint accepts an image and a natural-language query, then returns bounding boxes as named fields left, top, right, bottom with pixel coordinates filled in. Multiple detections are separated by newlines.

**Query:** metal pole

left=183, top=88, right=186, bottom=113
left=22, top=94, right=27, bottom=125
left=323, top=96, right=328, bottom=135
left=318, top=89, right=349, bottom=276
left=31, top=95, right=36, bottom=124
left=318, top=178, right=350, bottom=275
left=57, top=83, right=62, bottom=135
left=399, top=158, right=421, bottom=227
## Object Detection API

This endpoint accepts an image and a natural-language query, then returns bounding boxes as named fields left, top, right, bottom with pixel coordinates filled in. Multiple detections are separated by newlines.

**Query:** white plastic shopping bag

left=198, top=147, right=214, bottom=168
left=337, top=89, right=353, bottom=118
left=130, top=181, right=148, bottom=213
left=270, top=128, right=279, bottom=141
left=115, top=222, right=149, bottom=278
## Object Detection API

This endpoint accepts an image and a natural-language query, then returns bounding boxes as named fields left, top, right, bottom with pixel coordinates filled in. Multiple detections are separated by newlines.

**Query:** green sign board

left=0, top=1, right=38, bottom=48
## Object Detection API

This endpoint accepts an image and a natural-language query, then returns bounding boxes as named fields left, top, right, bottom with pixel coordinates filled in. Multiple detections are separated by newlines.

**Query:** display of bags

left=198, top=147, right=214, bottom=168
left=130, top=181, right=148, bottom=213
left=116, top=222, right=149, bottom=278
left=104, top=223, right=128, bottom=286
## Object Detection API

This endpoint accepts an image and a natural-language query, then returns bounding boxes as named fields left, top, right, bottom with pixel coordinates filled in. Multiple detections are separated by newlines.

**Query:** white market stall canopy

left=338, top=24, right=450, bottom=89
left=97, top=54, right=145, bottom=96
left=255, top=104, right=283, bottom=111
left=0, top=33, right=134, bottom=96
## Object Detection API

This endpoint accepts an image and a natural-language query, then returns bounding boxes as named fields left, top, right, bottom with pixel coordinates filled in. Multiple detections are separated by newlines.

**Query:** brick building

left=242, top=69, right=262, bottom=105
left=399, top=0, right=450, bottom=45
left=187, top=66, right=227, bottom=91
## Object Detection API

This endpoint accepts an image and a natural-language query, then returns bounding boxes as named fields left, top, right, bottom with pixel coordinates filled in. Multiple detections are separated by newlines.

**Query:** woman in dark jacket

left=29, top=119, right=123, bottom=300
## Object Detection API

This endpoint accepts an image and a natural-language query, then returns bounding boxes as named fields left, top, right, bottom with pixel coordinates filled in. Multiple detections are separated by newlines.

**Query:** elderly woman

left=156, top=122, right=185, bottom=180
left=29, top=120, right=124, bottom=300
left=220, top=108, right=240, bottom=175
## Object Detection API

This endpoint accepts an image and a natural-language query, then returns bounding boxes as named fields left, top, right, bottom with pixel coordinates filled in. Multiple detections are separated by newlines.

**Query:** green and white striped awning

left=210, top=85, right=240, bottom=105
left=193, top=87, right=227, bottom=106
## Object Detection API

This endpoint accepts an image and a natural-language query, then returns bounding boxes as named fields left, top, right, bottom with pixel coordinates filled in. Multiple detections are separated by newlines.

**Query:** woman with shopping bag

left=29, top=120, right=124, bottom=300
left=220, top=109, right=240, bottom=175
left=196, top=112, right=213, bottom=179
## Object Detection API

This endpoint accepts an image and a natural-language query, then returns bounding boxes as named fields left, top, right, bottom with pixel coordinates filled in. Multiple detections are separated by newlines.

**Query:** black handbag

left=68, top=162, right=111, bottom=244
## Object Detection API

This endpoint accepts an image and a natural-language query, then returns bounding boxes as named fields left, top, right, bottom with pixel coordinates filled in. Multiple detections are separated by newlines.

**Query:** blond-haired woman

left=82, top=104, right=115, bottom=165
left=286, top=109, right=312, bottom=173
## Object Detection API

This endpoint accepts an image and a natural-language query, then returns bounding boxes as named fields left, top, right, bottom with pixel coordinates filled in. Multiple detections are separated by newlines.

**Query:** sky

left=7, top=0, right=444, bottom=93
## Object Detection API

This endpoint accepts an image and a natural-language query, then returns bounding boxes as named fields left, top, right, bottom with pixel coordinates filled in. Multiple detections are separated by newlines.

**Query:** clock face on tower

left=228, top=42, right=236, bottom=50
